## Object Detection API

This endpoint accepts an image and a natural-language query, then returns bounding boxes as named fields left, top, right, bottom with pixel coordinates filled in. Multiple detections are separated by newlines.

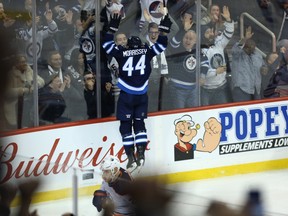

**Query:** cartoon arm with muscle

left=196, top=117, right=222, bottom=152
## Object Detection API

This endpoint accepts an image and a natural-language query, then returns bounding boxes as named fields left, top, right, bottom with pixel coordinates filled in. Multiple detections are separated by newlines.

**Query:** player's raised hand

left=108, top=13, right=121, bottom=33
left=158, top=14, right=172, bottom=34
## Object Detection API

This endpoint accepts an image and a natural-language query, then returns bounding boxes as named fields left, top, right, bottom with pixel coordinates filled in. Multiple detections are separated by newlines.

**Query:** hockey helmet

left=127, top=36, right=142, bottom=49
left=100, top=156, right=121, bottom=182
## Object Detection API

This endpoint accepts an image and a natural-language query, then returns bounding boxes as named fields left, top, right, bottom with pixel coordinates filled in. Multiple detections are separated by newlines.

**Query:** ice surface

left=10, top=169, right=288, bottom=216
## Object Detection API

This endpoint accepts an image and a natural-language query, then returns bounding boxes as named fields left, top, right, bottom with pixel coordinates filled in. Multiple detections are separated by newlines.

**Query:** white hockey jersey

left=201, top=21, right=234, bottom=89
left=139, top=0, right=168, bottom=29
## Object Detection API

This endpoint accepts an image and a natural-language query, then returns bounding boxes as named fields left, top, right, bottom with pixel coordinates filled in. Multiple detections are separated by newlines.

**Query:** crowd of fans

left=0, top=0, right=287, bottom=131
left=0, top=1, right=287, bottom=215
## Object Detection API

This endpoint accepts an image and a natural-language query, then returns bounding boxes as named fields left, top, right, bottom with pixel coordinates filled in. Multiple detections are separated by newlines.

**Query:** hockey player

left=102, top=13, right=172, bottom=172
left=92, top=156, right=135, bottom=215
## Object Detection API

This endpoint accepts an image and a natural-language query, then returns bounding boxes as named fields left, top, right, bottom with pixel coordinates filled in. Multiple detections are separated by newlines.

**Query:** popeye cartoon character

left=174, top=114, right=222, bottom=161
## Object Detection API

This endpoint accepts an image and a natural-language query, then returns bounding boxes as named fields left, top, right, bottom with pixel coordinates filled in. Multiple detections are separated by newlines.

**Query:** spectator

left=127, top=177, right=173, bottom=216
left=0, top=180, right=40, bottom=216
left=3, top=55, right=45, bottom=130
left=58, top=4, right=82, bottom=66
left=65, top=49, right=87, bottom=121
left=200, top=3, right=232, bottom=78
left=141, top=22, right=167, bottom=112
left=166, top=28, right=209, bottom=109
left=102, top=13, right=171, bottom=172
left=279, top=38, right=288, bottom=63
left=67, top=49, right=85, bottom=82
left=260, top=52, right=279, bottom=98
left=176, top=7, right=196, bottom=34
left=139, top=8, right=178, bottom=112
left=38, top=74, right=69, bottom=125
left=63, top=16, right=83, bottom=64
left=82, top=3, right=115, bottom=118
left=50, top=2, right=80, bottom=58
left=201, top=4, right=225, bottom=34
left=231, top=26, right=265, bottom=102
left=100, top=1, right=131, bottom=101
left=39, top=50, right=84, bottom=120
left=112, top=0, right=141, bottom=35
left=92, top=156, right=135, bottom=215
left=200, top=6, right=234, bottom=106
left=138, top=0, right=167, bottom=31
left=257, top=0, right=280, bottom=35
left=100, top=0, right=125, bottom=27
left=81, top=0, right=96, bottom=12
left=83, top=72, right=114, bottom=119
left=264, top=39, right=288, bottom=98
left=100, top=0, right=136, bottom=39
left=167, top=0, right=196, bottom=23
left=39, top=50, right=71, bottom=89
left=0, top=1, right=16, bottom=31
left=257, top=0, right=276, bottom=23
left=79, top=9, right=96, bottom=73
left=14, top=8, right=58, bottom=66
left=24, top=0, right=45, bottom=15
left=106, top=32, right=128, bottom=116
left=277, top=0, right=288, bottom=41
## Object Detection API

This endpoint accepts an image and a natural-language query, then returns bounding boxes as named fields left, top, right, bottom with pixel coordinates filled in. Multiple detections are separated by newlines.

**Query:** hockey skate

left=126, top=146, right=138, bottom=174
left=127, top=157, right=138, bottom=174
left=135, top=145, right=145, bottom=173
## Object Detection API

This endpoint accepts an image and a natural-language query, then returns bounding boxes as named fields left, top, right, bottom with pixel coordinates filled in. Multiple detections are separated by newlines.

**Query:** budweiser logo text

left=0, top=137, right=129, bottom=184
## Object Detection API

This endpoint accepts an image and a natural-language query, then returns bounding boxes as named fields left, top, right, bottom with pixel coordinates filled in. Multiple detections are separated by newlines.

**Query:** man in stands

left=264, top=39, right=288, bottom=97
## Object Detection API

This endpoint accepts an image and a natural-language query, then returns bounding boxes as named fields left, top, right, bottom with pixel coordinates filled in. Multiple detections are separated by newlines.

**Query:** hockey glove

left=92, top=190, right=109, bottom=212
left=158, top=14, right=172, bottom=33
left=108, top=13, right=121, bottom=33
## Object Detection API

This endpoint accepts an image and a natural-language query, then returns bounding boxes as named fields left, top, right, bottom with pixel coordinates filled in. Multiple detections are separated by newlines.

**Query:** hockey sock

left=122, top=135, right=137, bottom=170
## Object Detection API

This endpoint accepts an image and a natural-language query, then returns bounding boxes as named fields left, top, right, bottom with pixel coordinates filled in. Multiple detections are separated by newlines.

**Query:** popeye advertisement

left=172, top=103, right=288, bottom=161
left=173, top=115, right=222, bottom=161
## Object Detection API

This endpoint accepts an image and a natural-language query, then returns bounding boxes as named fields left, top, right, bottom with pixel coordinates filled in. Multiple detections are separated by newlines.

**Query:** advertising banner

left=1, top=100, right=288, bottom=194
